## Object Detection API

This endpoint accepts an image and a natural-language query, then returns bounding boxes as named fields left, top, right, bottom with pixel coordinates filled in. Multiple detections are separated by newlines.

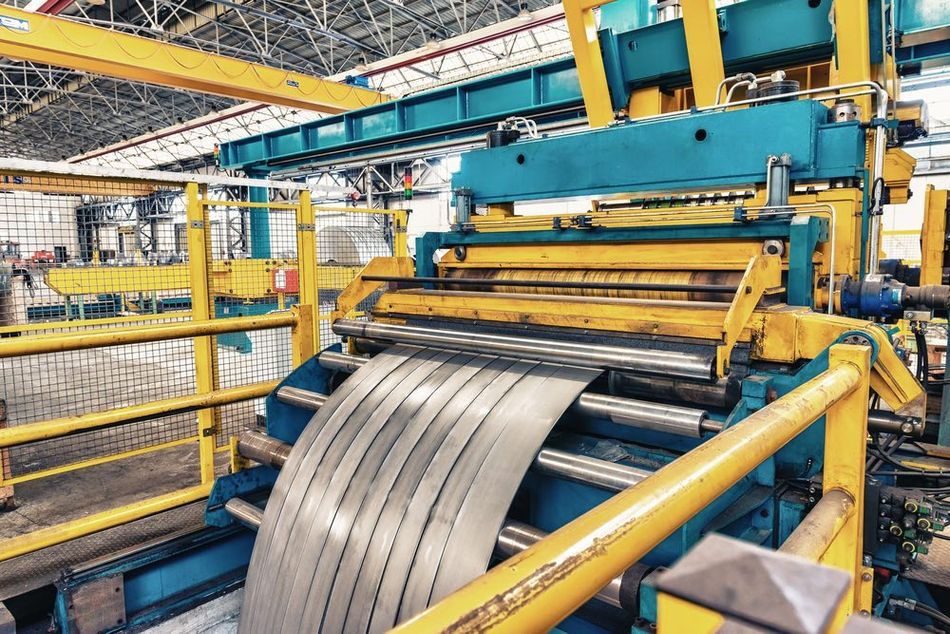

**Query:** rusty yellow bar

left=0, top=311, right=191, bottom=336
left=1, top=436, right=198, bottom=486
left=392, top=352, right=863, bottom=634
left=0, top=380, right=278, bottom=448
left=0, top=483, right=212, bottom=563
left=0, top=312, right=296, bottom=359
left=779, top=488, right=856, bottom=562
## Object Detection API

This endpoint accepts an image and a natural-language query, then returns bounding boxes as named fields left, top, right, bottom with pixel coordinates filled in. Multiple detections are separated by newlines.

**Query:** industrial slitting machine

left=215, top=95, right=950, bottom=630
left=46, top=1, right=950, bottom=633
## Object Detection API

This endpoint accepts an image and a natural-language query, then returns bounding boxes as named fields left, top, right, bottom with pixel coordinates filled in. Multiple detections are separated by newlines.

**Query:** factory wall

left=0, top=191, right=81, bottom=259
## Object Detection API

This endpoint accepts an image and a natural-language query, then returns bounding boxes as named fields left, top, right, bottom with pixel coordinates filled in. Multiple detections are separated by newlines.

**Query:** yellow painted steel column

left=393, top=210, right=410, bottom=258
left=392, top=361, right=863, bottom=633
left=291, top=304, right=316, bottom=367
left=0, top=5, right=387, bottom=113
left=562, top=0, right=616, bottom=127
left=295, top=190, right=319, bottom=348
left=831, top=0, right=872, bottom=118
left=0, top=484, right=211, bottom=562
left=920, top=187, right=948, bottom=286
left=681, top=0, right=725, bottom=106
left=186, top=182, right=217, bottom=485
left=821, top=344, right=872, bottom=618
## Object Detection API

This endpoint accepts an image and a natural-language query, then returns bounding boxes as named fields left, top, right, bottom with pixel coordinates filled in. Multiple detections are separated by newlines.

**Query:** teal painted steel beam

left=219, top=0, right=885, bottom=174
left=248, top=182, right=272, bottom=258
left=453, top=101, right=865, bottom=204
left=219, top=58, right=583, bottom=172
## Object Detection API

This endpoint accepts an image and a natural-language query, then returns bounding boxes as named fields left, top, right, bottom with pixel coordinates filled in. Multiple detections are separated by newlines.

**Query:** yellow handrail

left=0, top=484, right=212, bottom=563
left=393, top=348, right=866, bottom=633
left=0, top=380, right=278, bottom=448
left=0, top=312, right=296, bottom=358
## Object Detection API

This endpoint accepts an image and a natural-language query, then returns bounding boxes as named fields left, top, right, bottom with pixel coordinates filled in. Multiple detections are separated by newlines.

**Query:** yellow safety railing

left=393, top=343, right=872, bottom=632
left=0, top=161, right=408, bottom=563
left=0, top=308, right=315, bottom=563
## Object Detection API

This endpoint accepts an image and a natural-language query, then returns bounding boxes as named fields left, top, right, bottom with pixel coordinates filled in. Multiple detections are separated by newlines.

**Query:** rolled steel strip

left=241, top=347, right=600, bottom=634
left=242, top=346, right=422, bottom=634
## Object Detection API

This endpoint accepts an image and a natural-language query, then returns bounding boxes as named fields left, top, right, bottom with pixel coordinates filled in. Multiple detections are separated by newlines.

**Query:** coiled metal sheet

left=241, top=345, right=600, bottom=633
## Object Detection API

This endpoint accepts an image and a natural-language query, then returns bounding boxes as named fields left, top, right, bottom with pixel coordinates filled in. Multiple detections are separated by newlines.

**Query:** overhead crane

left=11, top=0, right=950, bottom=633
left=0, top=4, right=388, bottom=114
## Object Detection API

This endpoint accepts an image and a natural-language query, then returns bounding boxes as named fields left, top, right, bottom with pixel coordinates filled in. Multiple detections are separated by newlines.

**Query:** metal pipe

left=868, top=410, right=923, bottom=437
left=496, top=521, right=626, bottom=610
left=779, top=488, right=855, bottom=561
left=391, top=358, right=864, bottom=633
left=317, top=355, right=724, bottom=435
left=333, top=319, right=715, bottom=380
left=0, top=312, right=297, bottom=359
left=609, top=371, right=740, bottom=410
left=0, top=380, right=278, bottom=448
left=318, top=350, right=369, bottom=373
left=238, top=429, right=292, bottom=470
left=275, top=386, right=328, bottom=411
left=225, top=498, right=264, bottom=531
left=573, top=392, right=711, bottom=438
left=532, top=447, right=651, bottom=492
left=360, top=275, right=739, bottom=294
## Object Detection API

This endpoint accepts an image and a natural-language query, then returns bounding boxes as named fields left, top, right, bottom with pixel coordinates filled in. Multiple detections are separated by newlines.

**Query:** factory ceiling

left=0, top=0, right=568, bottom=167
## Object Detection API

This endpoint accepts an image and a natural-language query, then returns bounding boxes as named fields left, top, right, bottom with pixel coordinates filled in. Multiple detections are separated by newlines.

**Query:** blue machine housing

left=217, top=0, right=885, bottom=174
left=453, top=100, right=865, bottom=203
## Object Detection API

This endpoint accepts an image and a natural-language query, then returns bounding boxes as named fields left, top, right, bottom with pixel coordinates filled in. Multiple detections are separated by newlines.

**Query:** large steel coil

left=240, top=344, right=600, bottom=633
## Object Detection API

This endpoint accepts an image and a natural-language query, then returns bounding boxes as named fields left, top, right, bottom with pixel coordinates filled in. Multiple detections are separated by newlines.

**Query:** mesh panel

left=0, top=176, right=195, bottom=477
left=881, top=231, right=922, bottom=264
left=315, top=208, right=397, bottom=347
left=0, top=163, right=403, bottom=546
left=206, top=193, right=300, bottom=444
left=0, top=171, right=304, bottom=482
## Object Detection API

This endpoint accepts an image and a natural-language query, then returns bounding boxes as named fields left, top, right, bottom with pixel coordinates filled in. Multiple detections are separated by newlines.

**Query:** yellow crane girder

left=0, top=5, right=388, bottom=114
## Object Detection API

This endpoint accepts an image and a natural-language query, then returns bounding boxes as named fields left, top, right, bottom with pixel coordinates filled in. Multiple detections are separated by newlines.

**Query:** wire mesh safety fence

left=0, top=175, right=197, bottom=480
left=314, top=207, right=405, bottom=347
left=881, top=229, right=922, bottom=264
left=202, top=190, right=301, bottom=445
left=0, top=160, right=407, bottom=558
left=0, top=164, right=309, bottom=557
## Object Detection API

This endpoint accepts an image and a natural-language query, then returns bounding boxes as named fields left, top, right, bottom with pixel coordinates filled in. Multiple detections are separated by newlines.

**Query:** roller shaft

left=238, top=427, right=650, bottom=494
left=275, top=386, right=328, bottom=411
left=238, top=429, right=293, bottom=469
left=333, top=319, right=714, bottom=380
left=321, top=353, right=722, bottom=437
left=573, top=392, right=715, bottom=437
left=867, top=410, right=923, bottom=436
left=496, top=521, right=632, bottom=610
left=225, top=498, right=263, bottom=530
left=318, top=351, right=369, bottom=373
left=362, top=274, right=738, bottom=294
left=532, top=447, right=650, bottom=492
left=446, top=268, right=742, bottom=302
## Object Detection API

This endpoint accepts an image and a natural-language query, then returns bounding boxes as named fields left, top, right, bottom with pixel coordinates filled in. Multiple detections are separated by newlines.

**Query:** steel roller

left=240, top=345, right=601, bottom=633
left=445, top=267, right=744, bottom=302
left=333, top=318, right=714, bottom=380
